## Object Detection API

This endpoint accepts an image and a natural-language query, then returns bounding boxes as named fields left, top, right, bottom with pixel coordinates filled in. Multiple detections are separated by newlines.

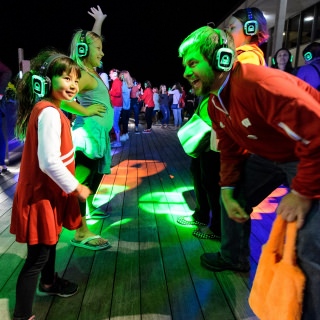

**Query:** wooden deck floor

left=0, top=121, right=287, bottom=320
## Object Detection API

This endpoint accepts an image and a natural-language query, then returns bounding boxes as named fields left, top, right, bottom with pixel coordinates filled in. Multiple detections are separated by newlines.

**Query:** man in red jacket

left=178, top=26, right=320, bottom=320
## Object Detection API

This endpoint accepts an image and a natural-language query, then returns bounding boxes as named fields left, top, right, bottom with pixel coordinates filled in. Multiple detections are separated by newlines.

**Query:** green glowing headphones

left=244, top=8, right=258, bottom=36
left=212, top=29, right=235, bottom=72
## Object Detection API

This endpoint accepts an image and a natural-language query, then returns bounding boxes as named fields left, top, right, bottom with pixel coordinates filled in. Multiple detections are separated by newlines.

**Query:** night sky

left=1, top=0, right=245, bottom=89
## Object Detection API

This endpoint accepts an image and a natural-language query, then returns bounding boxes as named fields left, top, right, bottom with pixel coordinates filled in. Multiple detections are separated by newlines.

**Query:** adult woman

left=109, top=68, right=123, bottom=147
left=168, top=82, right=183, bottom=129
left=139, top=80, right=154, bottom=133
left=119, top=70, right=134, bottom=141
left=130, top=80, right=142, bottom=133
left=271, top=47, right=295, bottom=73
left=159, top=84, right=170, bottom=128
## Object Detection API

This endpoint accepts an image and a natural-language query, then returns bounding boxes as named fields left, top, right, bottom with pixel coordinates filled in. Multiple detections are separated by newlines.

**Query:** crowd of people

left=1, top=3, right=320, bottom=320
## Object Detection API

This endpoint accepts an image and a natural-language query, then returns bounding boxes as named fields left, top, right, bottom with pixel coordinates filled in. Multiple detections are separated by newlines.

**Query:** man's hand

left=86, top=103, right=106, bottom=117
left=221, top=188, right=250, bottom=223
left=276, top=191, right=312, bottom=229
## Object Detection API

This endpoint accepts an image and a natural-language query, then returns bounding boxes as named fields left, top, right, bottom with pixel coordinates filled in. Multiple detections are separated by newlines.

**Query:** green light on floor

left=92, top=184, right=128, bottom=207
left=139, top=186, right=194, bottom=215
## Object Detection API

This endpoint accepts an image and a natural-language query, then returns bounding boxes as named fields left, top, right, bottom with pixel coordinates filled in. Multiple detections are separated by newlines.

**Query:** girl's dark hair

left=175, top=82, right=182, bottom=93
left=144, top=80, right=152, bottom=88
left=15, top=49, right=81, bottom=140
left=232, top=7, right=269, bottom=45
left=271, top=47, right=294, bottom=73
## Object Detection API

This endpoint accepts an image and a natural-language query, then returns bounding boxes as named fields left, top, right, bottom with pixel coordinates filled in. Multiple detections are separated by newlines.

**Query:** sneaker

left=143, top=129, right=152, bottom=133
left=177, top=216, right=206, bottom=226
left=111, top=141, right=122, bottom=148
left=38, top=273, right=78, bottom=297
left=120, top=135, right=127, bottom=142
left=135, top=127, right=140, bottom=134
left=192, top=228, right=221, bottom=240
left=200, top=252, right=250, bottom=272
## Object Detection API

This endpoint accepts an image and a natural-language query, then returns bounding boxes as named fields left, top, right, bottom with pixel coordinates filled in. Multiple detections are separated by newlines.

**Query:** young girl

left=10, top=50, right=91, bottom=320
left=63, top=6, right=114, bottom=249
left=226, top=7, right=269, bottom=65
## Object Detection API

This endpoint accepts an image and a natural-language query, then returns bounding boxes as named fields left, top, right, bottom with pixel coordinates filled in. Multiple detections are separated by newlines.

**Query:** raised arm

left=88, top=5, right=107, bottom=36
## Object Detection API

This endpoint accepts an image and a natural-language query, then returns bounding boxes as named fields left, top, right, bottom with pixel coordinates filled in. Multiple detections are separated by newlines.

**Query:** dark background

left=1, top=0, right=245, bottom=89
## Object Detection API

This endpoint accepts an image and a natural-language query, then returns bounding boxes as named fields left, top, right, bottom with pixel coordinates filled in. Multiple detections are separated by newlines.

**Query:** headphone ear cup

left=32, top=75, right=50, bottom=98
left=244, top=8, right=258, bottom=36
left=213, top=47, right=234, bottom=72
left=76, top=42, right=89, bottom=57
left=243, top=20, right=258, bottom=36
left=304, top=51, right=313, bottom=62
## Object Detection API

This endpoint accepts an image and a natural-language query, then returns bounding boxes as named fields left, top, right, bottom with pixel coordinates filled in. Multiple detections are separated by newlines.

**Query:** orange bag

left=249, top=215, right=306, bottom=320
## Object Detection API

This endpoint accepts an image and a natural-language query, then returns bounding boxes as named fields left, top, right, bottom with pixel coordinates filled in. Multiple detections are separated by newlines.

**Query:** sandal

left=192, top=229, right=221, bottom=240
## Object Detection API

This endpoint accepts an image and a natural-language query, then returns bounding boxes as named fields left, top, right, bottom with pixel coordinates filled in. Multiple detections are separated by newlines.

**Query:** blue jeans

left=130, top=98, right=140, bottom=127
left=160, top=104, right=170, bottom=125
left=113, top=106, right=122, bottom=133
left=172, top=105, right=182, bottom=126
left=220, top=154, right=320, bottom=319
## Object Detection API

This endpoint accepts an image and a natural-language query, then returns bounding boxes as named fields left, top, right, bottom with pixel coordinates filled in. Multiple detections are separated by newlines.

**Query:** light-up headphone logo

left=32, top=77, right=42, bottom=95
left=304, top=52, right=313, bottom=62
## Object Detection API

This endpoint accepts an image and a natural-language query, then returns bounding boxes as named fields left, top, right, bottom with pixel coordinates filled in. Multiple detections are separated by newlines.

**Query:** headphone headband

left=32, top=54, right=67, bottom=98
left=39, top=54, right=67, bottom=77
left=244, top=8, right=258, bottom=36
left=80, top=30, right=87, bottom=43
left=247, top=8, right=254, bottom=21
left=76, top=30, right=89, bottom=57
left=212, top=29, right=235, bottom=72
